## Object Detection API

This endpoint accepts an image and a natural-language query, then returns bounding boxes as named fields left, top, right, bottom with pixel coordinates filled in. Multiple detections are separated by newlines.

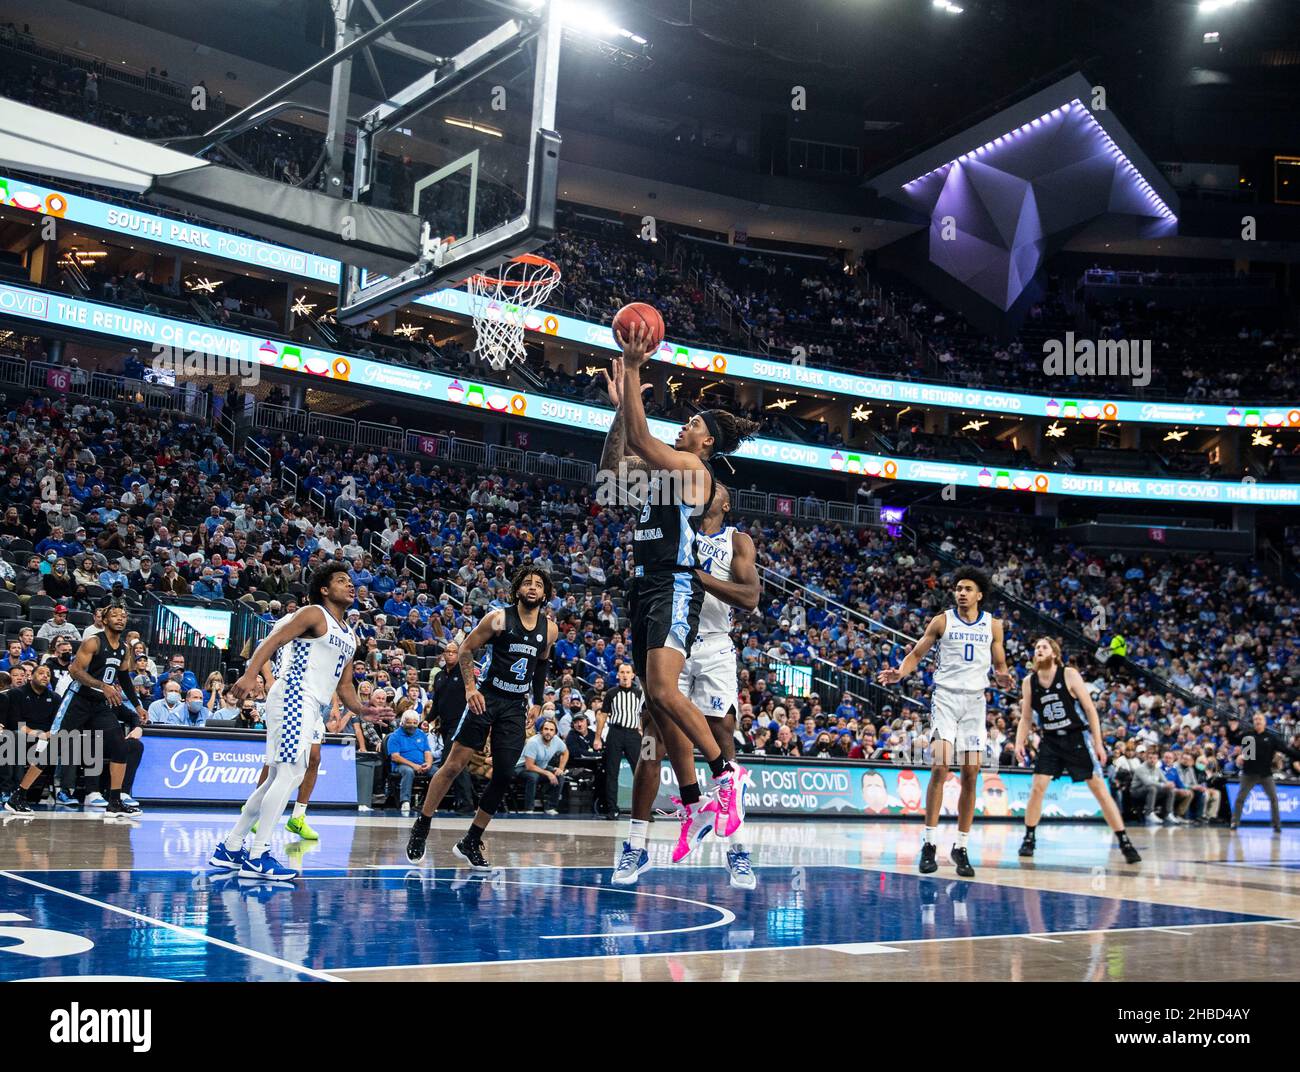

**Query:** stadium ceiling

left=865, top=73, right=1180, bottom=310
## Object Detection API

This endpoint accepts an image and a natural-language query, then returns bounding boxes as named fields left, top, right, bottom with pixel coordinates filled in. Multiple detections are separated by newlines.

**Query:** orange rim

left=467, top=254, right=561, bottom=289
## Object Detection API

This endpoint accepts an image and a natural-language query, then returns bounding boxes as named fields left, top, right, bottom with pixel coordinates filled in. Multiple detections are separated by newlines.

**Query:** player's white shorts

left=264, top=683, right=325, bottom=766
left=929, top=688, right=987, bottom=757
left=678, top=633, right=737, bottom=719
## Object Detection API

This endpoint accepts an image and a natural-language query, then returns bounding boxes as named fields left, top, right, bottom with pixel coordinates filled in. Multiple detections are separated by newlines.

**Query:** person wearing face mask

left=147, top=681, right=188, bottom=724
left=162, top=688, right=211, bottom=728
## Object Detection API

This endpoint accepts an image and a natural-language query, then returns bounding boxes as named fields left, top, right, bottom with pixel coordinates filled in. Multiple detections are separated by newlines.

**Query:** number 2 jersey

left=268, top=606, right=357, bottom=720
left=480, top=604, right=546, bottom=706
left=931, top=607, right=993, bottom=693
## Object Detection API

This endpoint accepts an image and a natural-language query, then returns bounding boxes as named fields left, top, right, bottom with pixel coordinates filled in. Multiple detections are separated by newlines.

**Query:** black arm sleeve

left=117, top=674, right=143, bottom=728
left=532, top=662, right=546, bottom=707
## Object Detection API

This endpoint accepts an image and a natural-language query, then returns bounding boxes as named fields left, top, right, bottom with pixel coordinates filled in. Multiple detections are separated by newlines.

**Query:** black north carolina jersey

left=481, top=605, right=546, bottom=702
left=1030, top=666, right=1086, bottom=735
left=632, top=462, right=716, bottom=576
left=64, top=632, right=132, bottom=707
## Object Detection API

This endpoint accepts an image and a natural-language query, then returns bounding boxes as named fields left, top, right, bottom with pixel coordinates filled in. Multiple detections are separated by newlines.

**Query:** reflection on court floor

left=0, top=812, right=1294, bottom=982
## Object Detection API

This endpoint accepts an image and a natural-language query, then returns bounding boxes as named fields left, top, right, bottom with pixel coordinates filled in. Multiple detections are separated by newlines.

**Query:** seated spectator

left=1132, top=749, right=1177, bottom=825
left=146, top=681, right=186, bottom=724
left=517, top=718, right=568, bottom=814
left=386, top=711, right=433, bottom=813
left=36, top=605, right=81, bottom=643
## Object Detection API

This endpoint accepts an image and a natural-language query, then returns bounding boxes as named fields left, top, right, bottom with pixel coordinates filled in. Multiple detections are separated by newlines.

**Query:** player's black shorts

left=629, top=571, right=704, bottom=678
left=451, top=694, right=526, bottom=761
left=1034, top=732, right=1096, bottom=783
left=58, top=699, right=130, bottom=764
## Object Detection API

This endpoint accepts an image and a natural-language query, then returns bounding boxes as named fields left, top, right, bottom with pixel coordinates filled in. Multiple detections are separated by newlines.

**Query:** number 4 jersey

left=932, top=607, right=993, bottom=693
left=481, top=604, right=546, bottom=704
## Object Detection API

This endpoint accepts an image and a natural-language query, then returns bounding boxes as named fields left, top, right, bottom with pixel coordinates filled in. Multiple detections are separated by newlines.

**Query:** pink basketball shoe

left=671, top=797, right=715, bottom=863
left=710, top=763, right=749, bottom=839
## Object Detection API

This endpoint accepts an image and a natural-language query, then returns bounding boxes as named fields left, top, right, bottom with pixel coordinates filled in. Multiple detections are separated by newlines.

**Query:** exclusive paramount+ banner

left=132, top=731, right=358, bottom=805
left=619, top=757, right=1107, bottom=819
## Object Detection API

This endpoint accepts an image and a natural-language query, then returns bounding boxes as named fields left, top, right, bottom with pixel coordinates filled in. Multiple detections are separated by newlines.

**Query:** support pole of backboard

left=189, top=0, right=447, bottom=155
left=324, top=0, right=357, bottom=200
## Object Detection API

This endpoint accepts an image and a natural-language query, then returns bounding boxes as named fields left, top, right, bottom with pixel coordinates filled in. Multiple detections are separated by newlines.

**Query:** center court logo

left=50, top=1004, right=151, bottom=1052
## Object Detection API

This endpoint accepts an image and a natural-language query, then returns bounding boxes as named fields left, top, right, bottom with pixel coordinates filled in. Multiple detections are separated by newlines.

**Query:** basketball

left=612, top=301, right=665, bottom=349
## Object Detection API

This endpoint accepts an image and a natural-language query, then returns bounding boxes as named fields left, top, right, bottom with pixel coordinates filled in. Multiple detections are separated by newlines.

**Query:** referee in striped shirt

left=597, top=663, right=644, bottom=819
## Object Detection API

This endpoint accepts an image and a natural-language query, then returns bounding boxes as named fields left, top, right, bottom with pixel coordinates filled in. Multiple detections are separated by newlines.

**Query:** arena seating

left=2, top=353, right=1296, bottom=806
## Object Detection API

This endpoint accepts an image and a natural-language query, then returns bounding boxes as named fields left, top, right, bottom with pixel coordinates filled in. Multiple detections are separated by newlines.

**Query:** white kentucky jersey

left=932, top=607, right=993, bottom=692
left=271, top=606, right=357, bottom=716
left=694, top=526, right=735, bottom=640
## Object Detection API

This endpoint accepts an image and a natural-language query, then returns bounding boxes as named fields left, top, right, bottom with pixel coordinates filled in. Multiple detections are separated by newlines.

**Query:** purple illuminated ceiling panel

left=897, top=100, right=1176, bottom=310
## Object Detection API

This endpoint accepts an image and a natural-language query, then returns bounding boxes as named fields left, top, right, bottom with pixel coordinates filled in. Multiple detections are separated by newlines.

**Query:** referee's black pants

left=603, top=724, right=642, bottom=816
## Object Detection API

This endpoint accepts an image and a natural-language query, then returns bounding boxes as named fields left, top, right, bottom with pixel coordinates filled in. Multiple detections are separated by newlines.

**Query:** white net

left=466, top=254, right=562, bottom=370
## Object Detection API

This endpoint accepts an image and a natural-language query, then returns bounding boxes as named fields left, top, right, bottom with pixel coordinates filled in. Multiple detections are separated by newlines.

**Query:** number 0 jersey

left=269, top=606, right=356, bottom=717
left=481, top=604, right=546, bottom=702
left=931, top=607, right=993, bottom=693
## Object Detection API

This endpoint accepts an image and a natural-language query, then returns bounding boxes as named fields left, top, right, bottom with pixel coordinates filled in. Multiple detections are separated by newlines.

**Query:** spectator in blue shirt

left=98, top=559, right=130, bottom=590
left=147, top=680, right=187, bottom=723
left=386, top=712, right=433, bottom=812
left=153, top=687, right=211, bottom=727
left=516, top=720, right=568, bottom=814
left=191, top=570, right=224, bottom=600
left=384, top=592, right=413, bottom=620
left=371, top=565, right=398, bottom=597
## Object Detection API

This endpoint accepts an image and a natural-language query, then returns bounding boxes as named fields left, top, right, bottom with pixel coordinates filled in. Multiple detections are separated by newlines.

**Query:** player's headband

left=701, top=410, right=722, bottom=451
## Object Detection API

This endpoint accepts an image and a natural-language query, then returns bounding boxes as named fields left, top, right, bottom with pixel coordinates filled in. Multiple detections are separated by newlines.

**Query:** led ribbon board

left=2, top=174, right=1292, bottom=430
left=1, top=283, right=1295, bottom=505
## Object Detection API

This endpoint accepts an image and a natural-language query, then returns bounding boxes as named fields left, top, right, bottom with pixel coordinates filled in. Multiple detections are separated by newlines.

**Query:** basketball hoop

left=466, top=254, right=561, bottom=370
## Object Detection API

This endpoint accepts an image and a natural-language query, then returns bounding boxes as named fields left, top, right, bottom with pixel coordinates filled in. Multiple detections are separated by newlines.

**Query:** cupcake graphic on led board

left=1061, top=401, right=1079, bottom=419
left=464, top=383, right=486, bottom=407
left=257, top=341, right=280, bottom=365
left=977, top=468, right=993, bottom=488
left=446, top=379, right=466, bottom=404
left=1226, top=407, right=1242, bottom=426
left=829, top=451, right=845, bottom=472
left=1045, top=399, right=1060, bottom=418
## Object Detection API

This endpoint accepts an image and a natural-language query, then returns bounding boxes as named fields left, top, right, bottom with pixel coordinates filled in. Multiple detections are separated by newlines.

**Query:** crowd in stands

left=2, top=367, right=1298, bottom=820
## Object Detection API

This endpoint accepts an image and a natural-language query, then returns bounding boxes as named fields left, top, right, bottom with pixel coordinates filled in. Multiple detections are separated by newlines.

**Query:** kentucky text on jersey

left=933, top=609, right=992, bottom=692
left=695, top=527, right=735, bottom=638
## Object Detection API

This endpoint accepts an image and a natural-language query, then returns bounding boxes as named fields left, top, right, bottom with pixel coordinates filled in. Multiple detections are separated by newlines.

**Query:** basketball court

left=2, top=812, right=1295, bottom=982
